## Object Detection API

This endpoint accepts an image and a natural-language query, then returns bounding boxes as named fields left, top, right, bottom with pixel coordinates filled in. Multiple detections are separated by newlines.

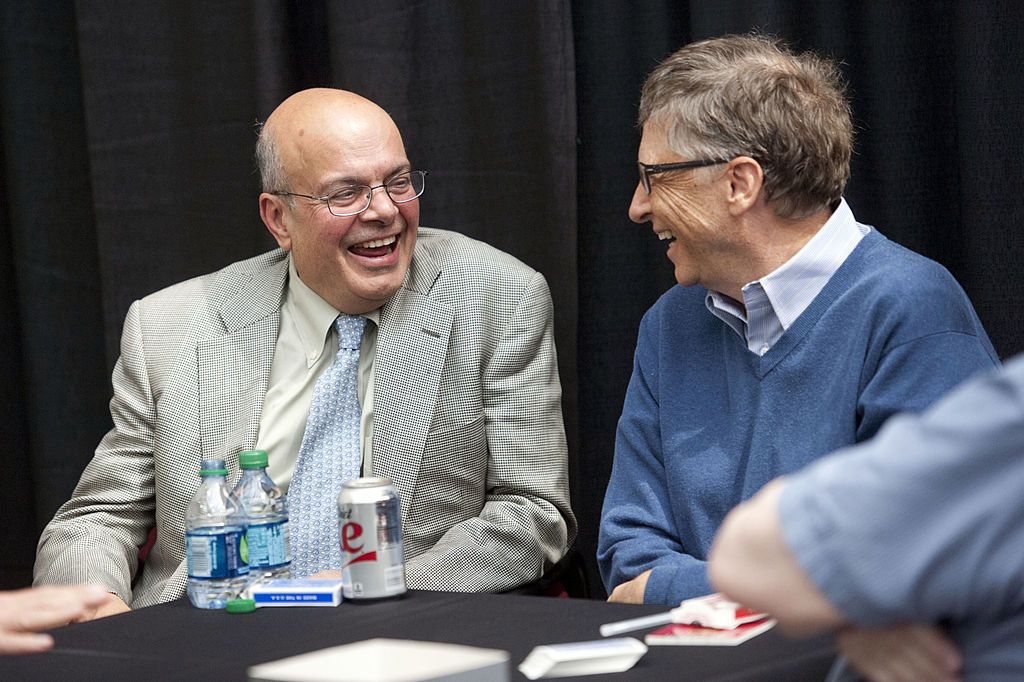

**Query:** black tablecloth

left=0, top=590, right=835, bottom=681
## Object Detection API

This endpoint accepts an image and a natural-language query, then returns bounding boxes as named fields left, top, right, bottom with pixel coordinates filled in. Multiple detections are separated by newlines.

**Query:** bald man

left=34, top=89, right=575, bottom=619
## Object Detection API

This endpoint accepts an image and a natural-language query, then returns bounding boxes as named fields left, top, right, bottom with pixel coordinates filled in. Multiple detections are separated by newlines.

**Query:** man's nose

left=628, top=183, right=652, bottom=224
left=361, top=185, right=399, bottom=222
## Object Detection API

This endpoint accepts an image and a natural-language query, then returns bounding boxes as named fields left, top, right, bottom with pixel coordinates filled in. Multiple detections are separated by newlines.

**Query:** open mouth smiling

left=349, top=234, right=398, bottom=258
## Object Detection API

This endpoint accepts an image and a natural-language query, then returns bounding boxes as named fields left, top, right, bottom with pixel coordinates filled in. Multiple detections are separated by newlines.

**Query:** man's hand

left=607, top=569, right=652, bottom=604
left=75, top=592, right=130, bottom=623
left=0, top=585, right=109, bottom=655
left=838, top=624, right=962, bottom=682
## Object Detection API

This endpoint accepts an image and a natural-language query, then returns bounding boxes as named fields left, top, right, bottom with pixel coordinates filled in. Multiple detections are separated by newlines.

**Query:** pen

left=599, top=611, right=674, bottom=637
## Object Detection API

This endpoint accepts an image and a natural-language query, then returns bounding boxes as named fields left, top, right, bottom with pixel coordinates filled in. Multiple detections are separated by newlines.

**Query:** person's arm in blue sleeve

left=598, top=308, right=711, bottom=604
left=711, top=357, right=1024, bottom=680
left=856, top=279, right=998, bottom=443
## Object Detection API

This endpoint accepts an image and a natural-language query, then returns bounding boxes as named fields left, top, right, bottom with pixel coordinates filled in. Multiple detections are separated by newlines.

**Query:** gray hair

left=254, top=119, right=289, bottom=194
left=639, top=33, right=853, bottom=219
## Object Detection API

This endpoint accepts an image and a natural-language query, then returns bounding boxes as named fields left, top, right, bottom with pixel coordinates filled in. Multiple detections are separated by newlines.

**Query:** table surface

left=1, top=590, right=835, bottom=681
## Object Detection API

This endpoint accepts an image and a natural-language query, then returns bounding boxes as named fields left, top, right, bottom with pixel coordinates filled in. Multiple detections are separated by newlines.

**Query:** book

left=644, top=618, right=776, bottom=646
left=599, top=592, right=771, bottom=639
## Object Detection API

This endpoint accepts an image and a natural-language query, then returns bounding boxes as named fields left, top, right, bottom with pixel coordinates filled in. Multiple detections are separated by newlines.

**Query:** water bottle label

left=246, top=520, right=291, bottom=570
left=186, top=528, right=250, bottom=579
left=280, top=520, right=292, bottom=564
left=247, top=520, right=292, bottom=569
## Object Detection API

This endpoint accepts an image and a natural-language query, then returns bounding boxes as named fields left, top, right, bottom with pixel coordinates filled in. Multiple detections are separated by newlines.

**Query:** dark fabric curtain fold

left=0, top=2, right=110, bottom=583
left=572, top=0, right=692, bottom=598
left=1, top=1, right=1021, bottom=597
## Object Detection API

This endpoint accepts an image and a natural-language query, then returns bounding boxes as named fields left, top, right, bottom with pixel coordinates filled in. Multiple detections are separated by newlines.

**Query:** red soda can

left=337, top=477, right=407, bottom=600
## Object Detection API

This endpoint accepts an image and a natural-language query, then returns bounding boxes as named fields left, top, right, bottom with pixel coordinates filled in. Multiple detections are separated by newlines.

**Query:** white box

left=518, top=638, right=647, bottom=679
left=248, top=638, right=509, bottom=682
left=250, top=579, right=344, bottom=607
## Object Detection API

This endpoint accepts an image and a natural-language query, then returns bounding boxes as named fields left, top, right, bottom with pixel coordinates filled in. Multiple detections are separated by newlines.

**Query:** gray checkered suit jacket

left=34, top=227, right=576, bottom=607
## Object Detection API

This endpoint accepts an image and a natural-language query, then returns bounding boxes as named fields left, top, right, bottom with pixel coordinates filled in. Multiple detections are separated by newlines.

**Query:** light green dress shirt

left=256, top=259, right=377, bottom=491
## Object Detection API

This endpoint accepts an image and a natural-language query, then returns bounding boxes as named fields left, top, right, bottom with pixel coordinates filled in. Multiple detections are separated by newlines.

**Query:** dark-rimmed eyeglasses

left=638, top=159, right=731, bottom=194
left=272, top=170, right=427, bottom=217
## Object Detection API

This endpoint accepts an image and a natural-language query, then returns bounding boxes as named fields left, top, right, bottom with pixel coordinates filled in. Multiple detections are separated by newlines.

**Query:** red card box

left=644, top=618, right=776, bottom=647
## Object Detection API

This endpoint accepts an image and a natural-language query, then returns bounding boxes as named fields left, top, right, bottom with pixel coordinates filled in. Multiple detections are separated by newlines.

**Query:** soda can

left=337, top=477, right=407, bottom=600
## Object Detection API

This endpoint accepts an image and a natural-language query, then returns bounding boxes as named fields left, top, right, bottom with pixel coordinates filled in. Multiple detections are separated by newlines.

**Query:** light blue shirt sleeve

left=778, top=356, right=1024, bottom=627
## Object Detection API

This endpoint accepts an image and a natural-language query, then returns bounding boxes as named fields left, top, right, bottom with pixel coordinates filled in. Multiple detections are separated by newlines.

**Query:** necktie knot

left=335, top=315, right=366, bottom=351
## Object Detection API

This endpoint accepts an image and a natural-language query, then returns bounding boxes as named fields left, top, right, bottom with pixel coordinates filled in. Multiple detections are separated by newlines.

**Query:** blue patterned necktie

left=289, top=314, right=367, bottom=577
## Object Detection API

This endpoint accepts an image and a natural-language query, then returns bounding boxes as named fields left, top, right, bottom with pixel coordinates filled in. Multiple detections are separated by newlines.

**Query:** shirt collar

left=757, top=198, right=867, bottom=330
left=286, top=258, right=379, bottom=368
left=704, top=198, right=868, bottom=353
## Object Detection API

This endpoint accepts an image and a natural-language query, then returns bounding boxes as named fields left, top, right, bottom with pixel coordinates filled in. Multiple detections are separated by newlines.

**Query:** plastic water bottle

left=231, top=449, right=291, bottom=581
left=185, top=458, right=249, bottom=608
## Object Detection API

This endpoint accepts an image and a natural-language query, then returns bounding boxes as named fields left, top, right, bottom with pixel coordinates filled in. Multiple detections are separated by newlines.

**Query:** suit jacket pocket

left=413, top=414, right=488, bottom=531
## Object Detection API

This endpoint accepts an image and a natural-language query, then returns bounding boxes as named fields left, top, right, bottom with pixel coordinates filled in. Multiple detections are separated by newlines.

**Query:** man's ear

left=725, top=156, right=763, bottom=216
left=260, top=193, right=293, bottom=251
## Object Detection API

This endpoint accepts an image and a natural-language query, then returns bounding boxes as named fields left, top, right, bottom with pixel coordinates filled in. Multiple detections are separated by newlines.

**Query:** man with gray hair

left=599, top=33, right=996, bottom=606
left=35, top=88, right=575, bottom=619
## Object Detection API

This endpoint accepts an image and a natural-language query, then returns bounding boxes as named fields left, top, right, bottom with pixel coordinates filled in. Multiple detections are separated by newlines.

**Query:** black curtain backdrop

left=2, top=1, right=1022, bottom=597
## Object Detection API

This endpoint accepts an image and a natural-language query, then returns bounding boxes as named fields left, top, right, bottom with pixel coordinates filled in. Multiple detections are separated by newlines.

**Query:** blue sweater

left=598, top=228, right=999, bottom=605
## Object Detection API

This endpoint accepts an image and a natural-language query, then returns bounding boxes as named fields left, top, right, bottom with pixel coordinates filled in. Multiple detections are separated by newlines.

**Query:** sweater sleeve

left=857, top=330, right=998, bottom=442
left=598, top=307, right=712, bottom=604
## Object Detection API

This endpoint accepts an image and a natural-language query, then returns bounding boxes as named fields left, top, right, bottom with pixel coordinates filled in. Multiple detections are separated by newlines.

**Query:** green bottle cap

left=199, top=458, right=228, bottom=477
left=226, top=598, right=257, bottom=614
left=238, top=450, right=269, bottom=470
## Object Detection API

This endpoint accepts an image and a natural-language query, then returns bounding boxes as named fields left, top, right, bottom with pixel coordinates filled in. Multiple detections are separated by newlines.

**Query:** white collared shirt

left=706, top=199, right=869, bottom=355
left=256, top=259, right=377, bottom=491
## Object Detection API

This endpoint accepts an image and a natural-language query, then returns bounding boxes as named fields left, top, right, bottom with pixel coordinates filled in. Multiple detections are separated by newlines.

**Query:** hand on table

left=79, top=592, right=131, bottom=622
left=838, top=623, right=962, bottom=682
left=0, top=584, right=109, bottom=655
left=607, top=569, right=651, bottom=604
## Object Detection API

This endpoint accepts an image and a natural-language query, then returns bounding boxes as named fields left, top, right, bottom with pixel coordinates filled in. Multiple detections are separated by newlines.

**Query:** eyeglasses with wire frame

left=272, top=170, right=427, bottom=217
left=637, top=159, right=731, bottom=194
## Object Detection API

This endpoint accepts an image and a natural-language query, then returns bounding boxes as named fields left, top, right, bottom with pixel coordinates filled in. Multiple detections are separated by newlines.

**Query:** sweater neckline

left=747, top=228, right=885, bottom=379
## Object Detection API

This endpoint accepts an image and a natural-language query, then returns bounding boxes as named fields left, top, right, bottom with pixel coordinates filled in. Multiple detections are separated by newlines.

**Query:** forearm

left=35, top=302, right=157, bottom=603
left=34, top=431, right=156, bottom=603
left=404, top=496, right=568, bottom=592
left=408, top=269, right=574, bottom=593
left=599, top=435, right=705, bottom=603
left=709, top=479, right=844, bottom=635
left=599, top=531, right=714, bottom=605
left=35, top=519, right=139, bottom=602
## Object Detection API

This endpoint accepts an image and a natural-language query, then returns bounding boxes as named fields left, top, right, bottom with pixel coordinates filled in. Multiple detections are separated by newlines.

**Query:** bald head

left=256, top=89, right=405, bottom=194
left=255, top=88, right=419, bottom=314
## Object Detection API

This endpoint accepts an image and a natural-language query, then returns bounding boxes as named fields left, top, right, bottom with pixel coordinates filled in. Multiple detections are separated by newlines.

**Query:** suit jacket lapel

left=374, top=243, right=452, bottom=523
left=197, top=252, right=287, bottom=481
